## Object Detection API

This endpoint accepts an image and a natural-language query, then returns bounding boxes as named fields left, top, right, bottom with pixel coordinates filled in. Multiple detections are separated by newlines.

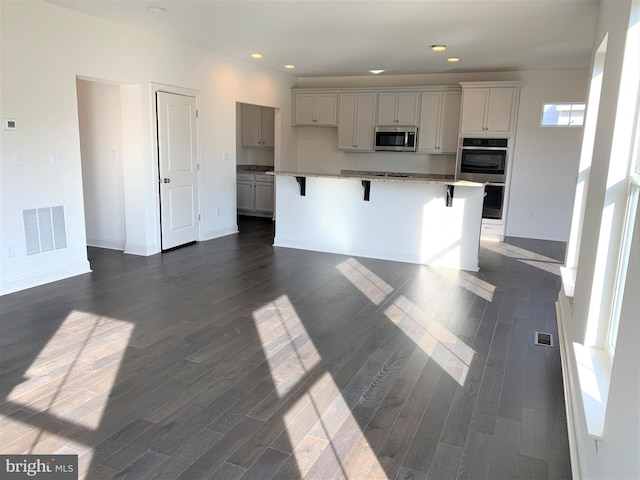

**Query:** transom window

left=541, top=102, right=586, bottom=127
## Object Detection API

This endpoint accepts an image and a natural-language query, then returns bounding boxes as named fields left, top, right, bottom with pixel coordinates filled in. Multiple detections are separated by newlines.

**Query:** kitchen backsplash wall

left=294, top=127, right=454, bottom=175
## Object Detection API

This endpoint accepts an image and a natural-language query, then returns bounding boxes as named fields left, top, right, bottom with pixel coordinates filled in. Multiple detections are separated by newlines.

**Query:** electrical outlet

left=13, top=153, right=22, bottom=166
left=223, top=152, right=230, bottom=162
left=528, top=211, right=535, bottom=220
left=50, top=152, right=63, bottom=166
left=7, top=245, right=15, bottom=257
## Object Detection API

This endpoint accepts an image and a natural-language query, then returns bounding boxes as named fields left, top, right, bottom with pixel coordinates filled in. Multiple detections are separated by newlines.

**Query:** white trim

left=124, top=242, right=159, bottom=256
left=556, top=293, right=587, bottom=480
left=0, top=261, right=91, bottom=296
left=504, top=227, right=568, bottom=242
left=572, top=342, right=611, bottom=440
left=86, top=236, right=125, bottom=251
left=202, top=226, right=239, bottom=241
left=273, top=237, right=480, bottom=272
left=560, top=266, right=577, bottom=299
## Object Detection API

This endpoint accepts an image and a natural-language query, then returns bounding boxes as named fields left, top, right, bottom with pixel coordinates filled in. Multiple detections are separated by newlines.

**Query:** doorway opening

left=236, top=102, right=276, bottom=240
left=77, top=78, right=126, bottom=253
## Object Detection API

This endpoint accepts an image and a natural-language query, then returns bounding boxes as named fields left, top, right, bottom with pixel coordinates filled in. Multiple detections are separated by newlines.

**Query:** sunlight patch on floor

left=483, top=241, right=562, bottom=275
left=384, top=294, right=475, bottom=387
left=336, top=258, right=394, bottom=306
left=2, top=310, right=133, bottom=478
left=252, top=294, right=385, bottom=478
left=459, top=270, right=496, bottom=302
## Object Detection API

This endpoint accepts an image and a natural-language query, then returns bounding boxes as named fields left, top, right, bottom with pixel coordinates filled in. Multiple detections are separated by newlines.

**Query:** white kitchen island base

left=271, top=172, right=485, bottom=271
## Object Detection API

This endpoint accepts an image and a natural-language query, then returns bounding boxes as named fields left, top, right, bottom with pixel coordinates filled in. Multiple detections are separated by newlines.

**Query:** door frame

left=151, top=83, right=202, bottom=251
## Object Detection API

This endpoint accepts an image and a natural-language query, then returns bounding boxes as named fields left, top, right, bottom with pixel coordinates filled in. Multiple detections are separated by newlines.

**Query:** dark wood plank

left=425, top=443, right=463, bottom=480
left=456, top=429, right=493, bottom=480
left=487, top=415, right=522, bottom=479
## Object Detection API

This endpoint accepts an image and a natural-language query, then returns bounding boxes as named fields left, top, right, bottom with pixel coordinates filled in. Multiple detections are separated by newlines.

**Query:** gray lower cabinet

left=237, top=173, right=274, bottom=216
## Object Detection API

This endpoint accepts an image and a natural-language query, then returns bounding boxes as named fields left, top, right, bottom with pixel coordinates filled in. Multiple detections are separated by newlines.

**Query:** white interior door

left=157, top=91, right=199, bottom=250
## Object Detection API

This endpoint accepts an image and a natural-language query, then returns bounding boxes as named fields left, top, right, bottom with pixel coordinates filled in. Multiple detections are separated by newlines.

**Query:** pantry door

left=156, top=91, right=199, bottom=250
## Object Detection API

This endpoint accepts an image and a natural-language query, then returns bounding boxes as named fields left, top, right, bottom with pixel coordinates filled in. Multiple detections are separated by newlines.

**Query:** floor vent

left=534, top=331, right=554, bottom=347
left=23, top=205, right=67, bottom=256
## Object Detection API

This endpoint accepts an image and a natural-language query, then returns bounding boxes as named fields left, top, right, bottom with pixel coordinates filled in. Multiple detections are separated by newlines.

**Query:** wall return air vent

left=23, top=205, right=67, bottom=256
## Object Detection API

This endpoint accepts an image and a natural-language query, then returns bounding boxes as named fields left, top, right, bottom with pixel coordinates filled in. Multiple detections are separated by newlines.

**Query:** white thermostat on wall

left=4, top=118, right=16, bottom=130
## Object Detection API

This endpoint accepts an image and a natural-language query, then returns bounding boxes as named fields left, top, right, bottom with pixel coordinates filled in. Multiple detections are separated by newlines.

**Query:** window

left=541, top=102, right=586, bottom=127
left=607, top=140, right=640, bottom=356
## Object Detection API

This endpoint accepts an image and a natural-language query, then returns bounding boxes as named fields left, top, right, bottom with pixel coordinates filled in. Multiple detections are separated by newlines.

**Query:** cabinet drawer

left=237, top=173, right=254, bottom=181
left=254, top=174, right=274, bottom=183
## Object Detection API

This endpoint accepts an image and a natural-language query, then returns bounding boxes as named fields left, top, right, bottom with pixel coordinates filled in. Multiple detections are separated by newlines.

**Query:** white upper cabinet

left=417, top=90, right=461, bottom=154
left=260, top=106, right=275, bottom=147
left=377, top=91, right=419, bottom=126
left=338, top=92, right=377, bottom=151
left=459, top=83, right=520, bottom=135
left=293, top=92, right=338, bottom=126
left=241, top=103, right=274, bottom=147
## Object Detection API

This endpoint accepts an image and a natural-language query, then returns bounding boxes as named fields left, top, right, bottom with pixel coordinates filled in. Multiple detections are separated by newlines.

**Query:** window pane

left=541, top=102, right=586, bottom=127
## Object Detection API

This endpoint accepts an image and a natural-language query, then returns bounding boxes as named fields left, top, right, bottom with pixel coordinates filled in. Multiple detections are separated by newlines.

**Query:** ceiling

left=46, top=0, right=600, bottom=78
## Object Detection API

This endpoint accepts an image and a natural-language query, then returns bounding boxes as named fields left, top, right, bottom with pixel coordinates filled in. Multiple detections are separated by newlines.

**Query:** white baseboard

left=203, top=226, right=238, bottom=241
left=124, top=242, right=159, bottom=256
left=87, top=236, right=125, bottom=251
left=506, top=228, right=568, bottom=242
left=273, top=237, right=479, bottom=272
left=0, top=260, right=92, bottom=296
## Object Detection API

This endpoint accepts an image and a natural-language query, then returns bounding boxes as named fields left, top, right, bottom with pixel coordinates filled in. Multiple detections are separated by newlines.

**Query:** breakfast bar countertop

left=268, top=169, right=484, bottom=187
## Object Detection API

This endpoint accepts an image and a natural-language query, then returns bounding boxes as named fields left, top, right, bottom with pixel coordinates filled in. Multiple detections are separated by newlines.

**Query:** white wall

left=0, top=0, right=297, bottom=294
left=77, top=79, right=126, bottom=251
left=557, top=1, right=640, bottom=479
left=294, top=69, right=588, bottom=241
left=508, top=70, right=587, bottom=241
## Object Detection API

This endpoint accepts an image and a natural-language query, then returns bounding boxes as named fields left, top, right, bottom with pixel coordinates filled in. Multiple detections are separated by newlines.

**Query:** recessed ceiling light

left=369, top=69, right=385, bottom=75
left=250, top=53, right=263, bottom=59
left=284, top=64, right=296, bottom=69
left=447, top=57, right=460, bottom=62
left=146, top=5, right=167, bottom=12
left=431, top=45, right=447, bottom=52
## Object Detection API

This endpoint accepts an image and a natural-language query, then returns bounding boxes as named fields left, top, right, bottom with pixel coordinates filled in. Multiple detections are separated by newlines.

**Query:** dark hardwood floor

left=0, top=216, right=571, bottom=479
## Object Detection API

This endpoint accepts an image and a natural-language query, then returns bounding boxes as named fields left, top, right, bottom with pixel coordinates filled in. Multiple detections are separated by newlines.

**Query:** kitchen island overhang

left=268, top=171, right=486, bottom=272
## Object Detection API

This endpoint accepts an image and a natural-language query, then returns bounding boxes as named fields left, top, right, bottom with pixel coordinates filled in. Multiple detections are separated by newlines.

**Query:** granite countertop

left=266, top=169, right=484, bottom=187
left=236, top=164, right=274, bottom=173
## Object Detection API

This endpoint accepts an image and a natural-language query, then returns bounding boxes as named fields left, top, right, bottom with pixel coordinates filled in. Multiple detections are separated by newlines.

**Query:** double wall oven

left=457, top=137, right=509, bottom=220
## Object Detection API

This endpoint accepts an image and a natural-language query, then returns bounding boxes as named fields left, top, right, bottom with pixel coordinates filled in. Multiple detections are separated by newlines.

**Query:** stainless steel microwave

left=374, top=126, right=417, bottom=152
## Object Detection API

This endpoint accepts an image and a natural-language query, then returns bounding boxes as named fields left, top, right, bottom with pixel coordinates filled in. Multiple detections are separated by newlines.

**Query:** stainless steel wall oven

left=483, top=184, right=505, bottom=220
left=458, top=137, right=508, bottom=183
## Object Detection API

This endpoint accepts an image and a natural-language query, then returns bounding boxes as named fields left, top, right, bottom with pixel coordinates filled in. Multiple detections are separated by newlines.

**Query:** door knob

left=163, top=178, right=171, bottom=183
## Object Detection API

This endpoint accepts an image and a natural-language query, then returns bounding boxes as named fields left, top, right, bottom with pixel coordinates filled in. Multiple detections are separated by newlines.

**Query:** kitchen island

left=268, top=170, right=485, bottom=271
